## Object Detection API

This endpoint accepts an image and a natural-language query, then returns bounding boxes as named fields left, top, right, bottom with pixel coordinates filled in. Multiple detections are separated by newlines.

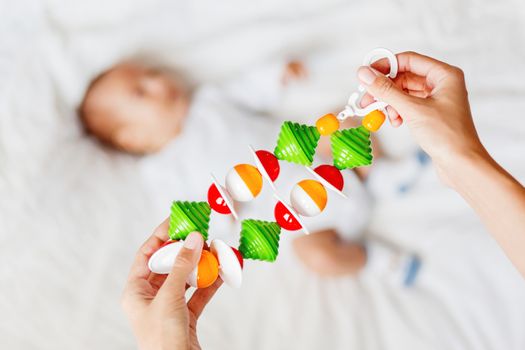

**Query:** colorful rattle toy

left=148, top=48, right=399, bottom=289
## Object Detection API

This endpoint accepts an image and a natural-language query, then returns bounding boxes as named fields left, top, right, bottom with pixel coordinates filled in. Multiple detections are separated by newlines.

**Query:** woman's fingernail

left=357, top=66, right=377, bottom=85
left=183, top=232, right=201, bottom=250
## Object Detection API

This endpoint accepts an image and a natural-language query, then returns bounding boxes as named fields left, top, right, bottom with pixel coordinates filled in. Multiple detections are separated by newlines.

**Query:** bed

left=1, top=0, right=525, bottom=349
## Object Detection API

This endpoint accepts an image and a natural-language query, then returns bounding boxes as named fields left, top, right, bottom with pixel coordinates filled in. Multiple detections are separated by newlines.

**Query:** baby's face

left=82, top=63, right=189, bottom=154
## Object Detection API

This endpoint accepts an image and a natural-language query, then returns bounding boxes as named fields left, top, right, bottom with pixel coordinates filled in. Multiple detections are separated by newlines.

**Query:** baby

left=79, top=61, right=305, bottom=154
left=79, top=59, right=419, bottom=285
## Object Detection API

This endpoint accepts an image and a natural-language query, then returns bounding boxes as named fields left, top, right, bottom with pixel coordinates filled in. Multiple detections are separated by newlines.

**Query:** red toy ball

left=255, top=150, right=280, bottom=182
left=314, top=165, right=344, bottom=191
left=274, top=201, right=302, bottom=231
left=207, top=183, right=231, bottom=214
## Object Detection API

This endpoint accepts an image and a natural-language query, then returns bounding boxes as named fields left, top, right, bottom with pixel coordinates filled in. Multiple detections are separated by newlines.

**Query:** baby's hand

left=282, top=60, right=307, bottom=85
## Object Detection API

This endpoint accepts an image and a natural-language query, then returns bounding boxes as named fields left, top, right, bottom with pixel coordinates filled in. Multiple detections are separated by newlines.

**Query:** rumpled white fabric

left=1, top=0, right=525, bottom=349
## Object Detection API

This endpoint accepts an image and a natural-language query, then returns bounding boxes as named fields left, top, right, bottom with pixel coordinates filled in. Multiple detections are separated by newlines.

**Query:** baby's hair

left=77, top=54, right=193, bottom=153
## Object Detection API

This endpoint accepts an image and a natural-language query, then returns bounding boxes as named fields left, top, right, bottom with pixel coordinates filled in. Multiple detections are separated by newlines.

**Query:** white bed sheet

left=1, top=0, right=525, bottom=349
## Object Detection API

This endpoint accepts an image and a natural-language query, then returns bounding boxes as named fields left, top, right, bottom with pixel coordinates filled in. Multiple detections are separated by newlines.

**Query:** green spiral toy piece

left=238, top=219, right=281, bottom=262
left=168, top=201, right=211, bottom=241
left=331, top=126, right=373, bottom=170
left=274, top=121, right=320, bottom=166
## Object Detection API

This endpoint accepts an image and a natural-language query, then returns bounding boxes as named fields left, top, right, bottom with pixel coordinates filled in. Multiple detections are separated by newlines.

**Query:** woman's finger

left=357, top=93, right=402, bottom=127
left=371, top=51, right=452, bottom=87
left=385, top=105, right=402, bottom=125
left=359, top=72, right=428, bottom=107
left=159, top=232, right=204, bottom=298
left=361, top=71, right=429, bottom=95
left=378, top=106, right=403, bottom=127
left=358, top=69, right=431, bottom=127
left=393, top=72, right=429, bottom=92
left=370, top=57, right=392, bottom=75
left=148, top=273, right=169, bottom=291
left=127, top=218, right=170, bottom=282
left=396, top=51, right=452, bottom=84
left=373, top=51, right=448, bottom=76
left=357, top=66, right=417, bottom=110
left=359, top=92, right=375, bottom=108
left=188, top=278, right=223, bottom=320
left=391, top=118, right=403, bottom=127
left=122, top=278, right=156, bottom=311
left=407, top=89, right=430, bottom=98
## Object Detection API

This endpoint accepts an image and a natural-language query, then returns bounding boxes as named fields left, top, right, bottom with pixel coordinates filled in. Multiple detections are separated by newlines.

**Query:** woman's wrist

left=434, top=143, right=491, bottom=191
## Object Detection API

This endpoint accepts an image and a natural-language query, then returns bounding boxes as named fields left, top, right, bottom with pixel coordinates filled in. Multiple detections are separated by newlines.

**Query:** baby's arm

left=218, top=60, right=306, bottom=113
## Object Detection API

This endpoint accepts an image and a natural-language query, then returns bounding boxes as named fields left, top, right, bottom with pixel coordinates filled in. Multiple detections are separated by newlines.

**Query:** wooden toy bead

left=315, top=113, right=340, bottom=136
left=362, top=110, right=386, bottom=132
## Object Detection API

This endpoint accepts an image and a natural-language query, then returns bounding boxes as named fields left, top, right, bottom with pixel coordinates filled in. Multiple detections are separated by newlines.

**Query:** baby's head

left=79, top=62, right=190, bottom=154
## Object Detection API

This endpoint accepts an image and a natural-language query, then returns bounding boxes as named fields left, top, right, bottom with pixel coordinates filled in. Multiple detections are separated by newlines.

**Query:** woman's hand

left=358, top=51, right=525, bottom=278
left=122, top=221, right=222, bottom=350
left=357, top=51, right=483, bottom=185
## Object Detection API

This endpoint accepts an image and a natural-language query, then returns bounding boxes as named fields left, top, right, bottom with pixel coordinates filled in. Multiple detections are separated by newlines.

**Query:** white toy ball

left=225, top=164, right=263, bottom=202
left=210, top=239, right=243, bottom=288
left=148, top=240, right=184, bottom=274
left=290, top=179, right=327, bottom=217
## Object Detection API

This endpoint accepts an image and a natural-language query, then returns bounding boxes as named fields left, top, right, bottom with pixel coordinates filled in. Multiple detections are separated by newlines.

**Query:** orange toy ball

left=225, top=164, right=263, bottom=202
left=315, top=113, right=340, bottom=136
left=290, top=179, right=328, bottom=217
left=362, top=110, right=386, bottom=132
left=190, top=250, right=219, bottom=288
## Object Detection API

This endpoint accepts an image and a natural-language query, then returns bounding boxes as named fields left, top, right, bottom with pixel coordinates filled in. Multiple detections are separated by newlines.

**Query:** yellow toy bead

left=316, top=114, right=340, bottom=136
left=362, top=110, right=386, bottom=132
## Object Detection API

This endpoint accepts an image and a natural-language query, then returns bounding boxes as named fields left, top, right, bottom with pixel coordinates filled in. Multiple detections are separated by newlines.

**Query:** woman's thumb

left=357, top=66, right=414, bottom=109
left=160, top=232, right=203, bottom=295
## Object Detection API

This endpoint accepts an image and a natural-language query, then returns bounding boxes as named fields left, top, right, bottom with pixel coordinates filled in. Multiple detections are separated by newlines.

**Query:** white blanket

left=1, top=0, right=525, bottom=349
